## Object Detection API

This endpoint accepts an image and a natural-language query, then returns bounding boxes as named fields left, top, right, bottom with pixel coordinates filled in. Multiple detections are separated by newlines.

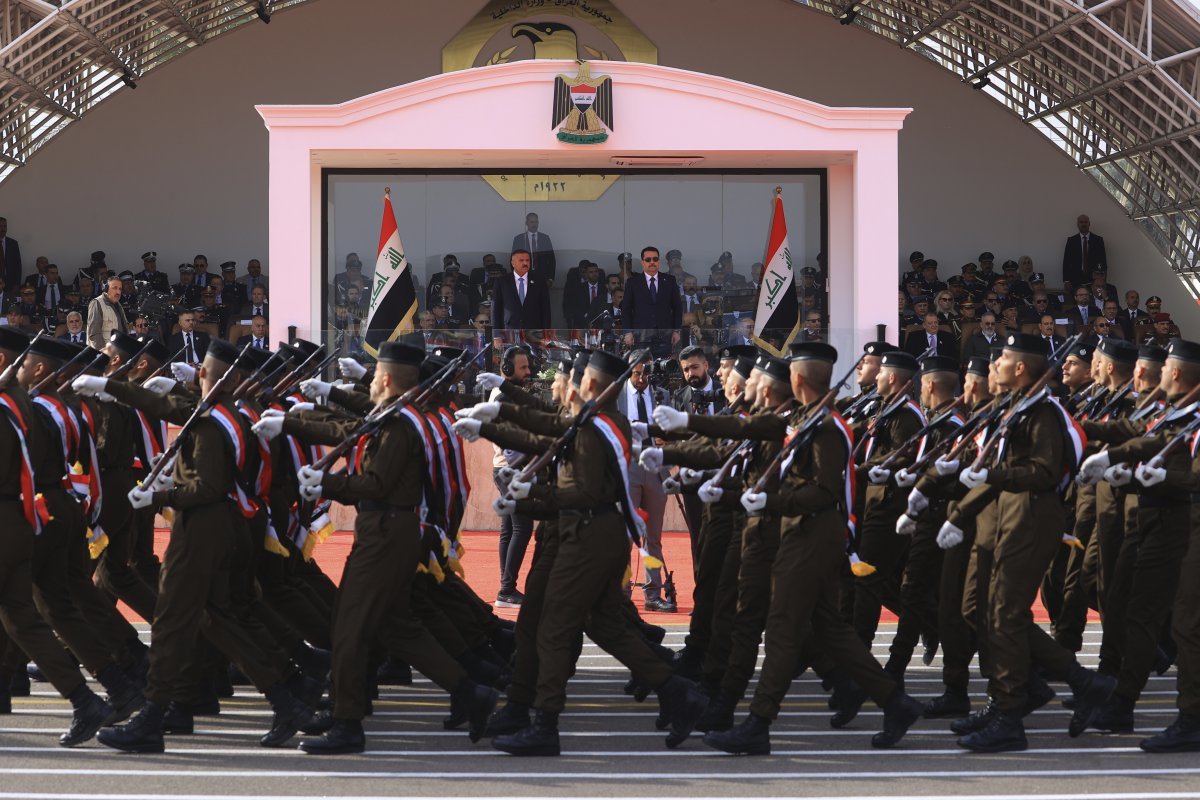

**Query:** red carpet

left=137, top=529, right=1071, bottom=626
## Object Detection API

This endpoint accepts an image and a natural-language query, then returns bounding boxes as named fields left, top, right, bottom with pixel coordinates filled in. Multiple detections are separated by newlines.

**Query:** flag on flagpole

left=363, top=188, right=419, bottom=357
left=751, top=187, right=801, bottom=357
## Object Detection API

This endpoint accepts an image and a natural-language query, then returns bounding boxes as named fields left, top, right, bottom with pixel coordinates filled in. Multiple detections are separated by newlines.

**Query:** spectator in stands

left=469, top=253, right=501, bottom=299
left=901, top=296, right=929, bottom=328
left=800, top=310, right=824, bottom=342
left=235, top=258, right=268, bottom=299
left=15, top=285, right=41, bottom=330
left=469, top=310, right=491, bottom=352
left=1, top=216, right=22, bottom=290
left=1063, top=286, right=1101, bottom=331
left=1, top=305, right=22, bottom=329
left=933, top=290, right=957, bottom=323
left=245, top=284, right=269, bottom=320
left=219, top=262, right=244, bottom=306
left=905, top=312, right=956, bottom=358
left=563, top=261, right=602, bottom=328
left=38, top=264, right=66, bottom=313
left=1091, top=316, right=1114, bottom=339
left=428, top=255, right=462, bottom=299
left=977, top=251, right=998, bottom=285
left=901, top=251, right=924, bottom=286
left=982, top=289, right=1002, bottom=319
left=60, top=311, right=85, bottom=344
left=192, top=254, right=211, bottom=288
left=1000, top=302, right=1020, bottom=331
left=963, top=311, right=1001, bottom=362
left=960, top=262, right=986, bottom=297
left=1143, top=313, right=1174, bottom=346
left=333, top=253, right=364, bottom=304
left=680, top=275, right=703, bottom=317
left=1088, top=267, right=1118, bottom=305
left=168, top=310, right=209, bottom=364
left=958, top=300, right=978, bottom=323
left=1063, top=213, right=1107, bottom=289
left=438, top=282, right=470, bottom=324
left=236, top=316, right=269, bottom=350
left=1038, top=314, right=1064, bottom=350
left=512, top=212, right=556, bottom=285
left=136, top=251, right=169, bottom=293
left=86, top=276, right=128, bottom=350
left=1101, top=299, right=1124, bottom=339
left=1122, top=289, right=1149, bottom=327
left=23, top=255, right=47, bottom=289
left=197, top=286, right=228, bottom=337
left=132, top=315, right=151, bottom=337
left=63, top=286, right=86, bottom=322
left=171, top=265, right=200, bottom=309
left=918, top=260, right=945, bottom=295
left=1017, top=255, right=1036, bottom=286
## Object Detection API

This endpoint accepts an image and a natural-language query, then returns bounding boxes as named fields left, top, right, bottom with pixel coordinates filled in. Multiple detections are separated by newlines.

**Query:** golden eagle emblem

left=552, top=61, right=613, bottom=145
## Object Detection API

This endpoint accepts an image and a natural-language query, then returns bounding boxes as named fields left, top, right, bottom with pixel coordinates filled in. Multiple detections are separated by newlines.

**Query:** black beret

left=919, top=356, right=959, bottom=375
left=206, top=338, right=240, bottom=366
left=29, top=336, right=74, bottom=363
left=1138, top=344, right=1168, bottom=364
left=719, top=344, right=756, bottom=361
left=733, top=355, right=756, bottom=379
left=1066, top=341, right=1095, bottom=361
left=753, top=354, right=790, bottom=383
left=377, top=341, right=424, bottom=366
left=588, top=349, right=627, bottom=379
left=420, top=355, right=451, bottom=382
left=863, top=341, right=895, bottom=357
left=292, top=339, right=322, bottom=359
left=880, top=351, right=918, bottom=372
left=1002, top=332, right=1049, bottom=356
left=1097, top=338, right=1137, bottom=365
left=989, top=345, right=1004, bottom=362
left=136, top=336, right=168, bottom=363
left=108, top=332, right=142, bottom=358
left=966, top=356, right=990, bottom=377
left=0, top=327, right=31, bottom=354
left=788, top=341, right=837, bottom=363
left=241, top=346, right=272, bottom=371
left=571, top=350, right=592, bottom=385
left=274, top=342, right=303, bottom=365
left=556, top=357, right=573, bottom=375
left=1166, top=339, right=1200, bottom=365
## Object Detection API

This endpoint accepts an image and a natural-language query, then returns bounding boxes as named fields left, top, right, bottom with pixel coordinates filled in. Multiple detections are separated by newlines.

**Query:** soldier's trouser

left=700, top=512, right=745, bottom=686
left=1171, top=507, right=1200, bottom=716
left=95, top=468, right=158, bottom=622
left=854, top=501, right=908, bottom=646
left=940, top=525, right=976, bottom=692
left=1098, top=514, right=1143, bottom=676
left=890, top=522, right=942, bottom=669
left=684, top=505, right=734, bottom=659
left=508, top=521, right=559, bottom=706
left=719, top=515, right=781, bottom=700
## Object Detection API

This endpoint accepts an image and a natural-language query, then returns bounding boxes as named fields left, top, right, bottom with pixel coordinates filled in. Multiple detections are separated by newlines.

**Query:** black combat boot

left=702, top=712, right=771, bottom=755
left=61, top=684, right=113, bottom=748
left=161, top=701, right=194, bottom=735
left=871, top=691, right=923, bottom=748
left=299, top=718, right=366, bottom=755
left=1140, top=712, right=1200, bottom=753
left=957, top=709, right=1027, bottom=752
left=96, top=699, right=165, bottom=753
left=493, top=709, right=561, bottom=756
left=260, top=684, right=314, bottom=748
left=1067, top=662, right=1117, bottom=737
left=694, top=687, right=737, bottom=733
left=923, top=687, right=971, bottom=719
left=1089, top=693, right=1135, bottom=733
left=656, top=675, right=708, bottom=748
left=950, top=699, right=997, bottom=735
left=96, top=663, right=145, bottom=725
left=449, top=679, right=498, bottom=743
left=483, top=700, right=530, bottom=738
left=830, top=679, right=868, bottom=729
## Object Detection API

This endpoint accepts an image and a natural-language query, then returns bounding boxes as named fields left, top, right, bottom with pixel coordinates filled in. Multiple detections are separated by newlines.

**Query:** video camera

left=134, top=280, right=176, bottom=333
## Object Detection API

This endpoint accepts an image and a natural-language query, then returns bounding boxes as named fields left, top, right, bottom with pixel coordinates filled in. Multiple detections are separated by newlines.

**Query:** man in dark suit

left=166, top=310, right=210, bottom=364
left=0, top=216, right=21, bottom=291
left=489, top=249, right=550, bottom=346
left=243, top=285, right=269, bottom=320
left=1062, top=214, right=1107, bottom=289
left=903, top=313, right=956, bottom=358
left=563, top=262, right=604, bottom=328
left=469, top=253, right=503, bottom=301
left=1119, top=289, right=1150, bottom=339
left=1037, top=314, right=1065, bottom=351
left=621, top=247, right=682, bottom=358
left=235, top=315, right=270, bottom=351
left=511, top=213, right=556, bottom=285
left=962, top=312, right=1002, bottom=363
left=1062, top=286, right=1103, bottom=332
left=37, top=264, right=68, bottom=313
left=59, top=310, right=86, bottom=344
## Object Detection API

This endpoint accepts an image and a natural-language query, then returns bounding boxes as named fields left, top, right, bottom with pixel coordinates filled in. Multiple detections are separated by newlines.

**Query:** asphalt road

left=2, top=624, right=1199, bottom=800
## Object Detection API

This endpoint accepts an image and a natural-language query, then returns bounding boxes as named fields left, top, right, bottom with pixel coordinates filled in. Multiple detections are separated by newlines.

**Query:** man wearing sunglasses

left=621, top=246, right=682, bottom=358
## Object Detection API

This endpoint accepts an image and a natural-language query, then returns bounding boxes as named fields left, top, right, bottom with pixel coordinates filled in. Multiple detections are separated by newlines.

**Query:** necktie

left=636, top=390, right=648, bottom=423
left=649, top=276, right=658, bottom=302
left=517, top=276, right=526, bottom=305
left=589, top=284, right=596, bottom=303
left=1082, top=235, right=1089, bottom=268
left=47, top=285, right=55, bottom=309
left=255, top=338, right=263, bottom=349
left=928, top=333, right=935, bottom=350
left=185, top=333, right=194, bottom=363
left=1080, top=306, right=1088, bottom=323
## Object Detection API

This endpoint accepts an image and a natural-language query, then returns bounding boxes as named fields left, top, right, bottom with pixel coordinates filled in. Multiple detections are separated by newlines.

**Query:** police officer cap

left=908, top=251, right=924, bottom=263
left=966, top=356, right=990, bottom=377
left=1166, top=339, right=1200, bottom=365
left=571, top=350, right=592, bottom=385
left=863, top=341, right=894, bottom=357
left=28, top=336, right=74, bottom=363
left=880, top=351, right=919, bottom=372
left=919, top=355, right=958, bottom=375
left=1138, top=344, right=1168, bottom=364
left=1002, top=260, right=1019, bottom=271
left=136, top=336, right=168, bottom=363
left=0, top=326, right=30, bottom=355
left=179, top=264, right=195, bottom=274
left=978, top=251, right=995, bottom=262
left=910, top=294, right=931, bottom=305
left=141, top=251, right=157, bottom=262
left=788, top=341, right=837, bottom=363
left=800, top=266, right=819, bottom=277
left=118, top=271, right=135, bottom=281
left=1097, top=338, right=1137, bottom=365
left=90, top=251, right=106, bottom=265
left=292, top=338, right=322, bottom=359
left=206, top=338, right=241, bottom=367
left=1002, top=332, right=1049, bottom=356
left=754, top=354, right=790, bottom=383
left=733, top=355, right=756, bottom=379
left=947, top=276, right=963, bottom=286
left=108, top=332, right=142, bottom=358
left=665, top=249, right=682, bottom=260
left=588, top=349, right=627, bottom=379
left=221, top=261, right=237, bottom=272
left=377, top=342, right=424, bottom=366
left=719, top=344, right=755, bottom=361
left=1030, top=273, right=1046, bottom=283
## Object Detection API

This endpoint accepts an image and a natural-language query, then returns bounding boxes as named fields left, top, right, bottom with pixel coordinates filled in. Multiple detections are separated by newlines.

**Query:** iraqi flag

left=364, top=189, right=419, bottom=357
left=752, top=189, right=801, bottom=357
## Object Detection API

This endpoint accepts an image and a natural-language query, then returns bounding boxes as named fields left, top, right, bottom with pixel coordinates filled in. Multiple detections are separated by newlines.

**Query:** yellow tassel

left=639, top=547, right=664, bottom=570
left=622, top=564, right=632, bottom=585
left=161, top=508, right=175, bottom=525
left=87, top=530, right=109, bottom=559
left=448, top=556, right=465, bottom=580
left=263, top=536, right=289, bottom=557
left=427, top=555, right=445, bottom=583
left=416, top=562, right=429, bottom=575
left=849, top=553, right=876, bottom=577
left=301, top=534, right=318, bottom=562
left=1061, top=533, right=1084, bottom=551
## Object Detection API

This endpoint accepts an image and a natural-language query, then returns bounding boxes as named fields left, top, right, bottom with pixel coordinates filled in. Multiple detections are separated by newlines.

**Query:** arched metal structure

left=1, top=0, right=1198, bottom=286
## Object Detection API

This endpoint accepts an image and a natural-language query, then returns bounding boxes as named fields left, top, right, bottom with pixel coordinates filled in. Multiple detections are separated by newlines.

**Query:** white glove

left=906, top=488, right=929, bottom=516
left=297, top=465, right=324, bottom=489
left=960, top=467, right=989, bottom=489
left=896, top=514, right=917, bottom=536
left=937, top=521, right=964, bottom=550
left=456, top=401, right=500, bottom=422
left=288, top=401, right=315, bottom=413
left=741, top=491, right=767, bottom=514
left=1077, top=451, right=1111, bottom=486
left=71, top=375, right=108, bottom=397
left=1103, top=463, right=1132, bottom=487
left=300, top=379, right=333, bottom=400
left=652, top=406, right=689, bottom=432
left=127, top=484, right=154, bottom=510
left=509, top=478, right=533, bottom=500
left=630, top=421, right=649, bottom=442
left=894, top=468, right=917, bottom=488
left=698, top=480, right=723, bottom=503
left=299, top=483, right=322, bottom=502
left=453, top=418, right=482, bottom=442
left=868, top=466, right=891, bottom=485
left=142, top=376, right=176, bottom=396
left=639, top=447, right=663, bottom=472
left=338, top=357, right=367, bottom=380
left=151, top=468, right=174, bottom=492
left=663, top=477, right=682, bottom=494
left=497, top=466, right=517, bottom=485
left=97, top=391, right=116, bottom=403
left=1136, top=459, right=1167, bottom=487
left=679, top=467, right=705, bottom=485
left=252, top=413, right=285, bottom=441
left=171, top=362, right=197, bottom=383
left=934, top=456, right=960, bottom=476
left=492, top=496, right=516, bottom=516
left=475, top=372, right=504, bottom=392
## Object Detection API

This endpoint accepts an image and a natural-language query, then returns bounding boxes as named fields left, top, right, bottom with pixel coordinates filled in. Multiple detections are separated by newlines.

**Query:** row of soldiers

left=5, top=320, right=1199, bottom=757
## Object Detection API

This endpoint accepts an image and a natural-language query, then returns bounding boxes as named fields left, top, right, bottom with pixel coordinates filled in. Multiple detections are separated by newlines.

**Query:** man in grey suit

left=618, top=357, right=673, bottom=612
